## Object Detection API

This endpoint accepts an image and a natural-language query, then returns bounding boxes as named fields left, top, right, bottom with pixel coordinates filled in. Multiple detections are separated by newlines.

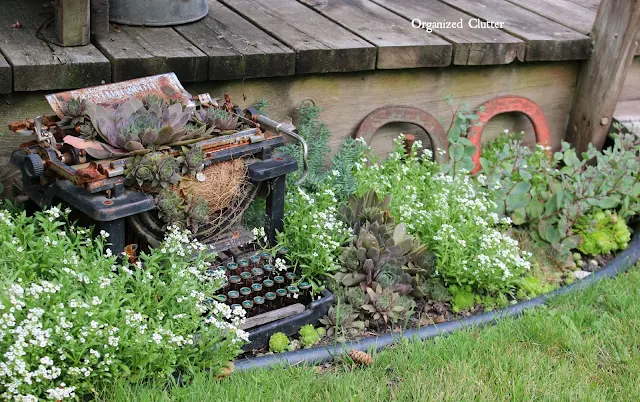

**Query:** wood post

left=55, top=0, right=90, bottom=46
left=566, top=0, right=640, bottom=153
left=90, top=0, right=110, bottom=38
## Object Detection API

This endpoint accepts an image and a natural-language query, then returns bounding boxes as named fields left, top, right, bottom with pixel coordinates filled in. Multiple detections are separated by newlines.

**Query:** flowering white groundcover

left=0, top=207, right=248, bottom=401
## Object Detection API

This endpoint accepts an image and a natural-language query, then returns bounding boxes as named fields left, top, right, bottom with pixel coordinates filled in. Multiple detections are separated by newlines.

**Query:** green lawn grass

left=103, top=264, right=640, bottom=402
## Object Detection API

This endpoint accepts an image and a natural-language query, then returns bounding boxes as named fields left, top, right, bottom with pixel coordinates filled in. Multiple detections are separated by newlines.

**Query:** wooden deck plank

left=0, top=0, right=110, bottom=91
left=372, top=0, right=524, bottom=65
left=0, top=55, right=11, bottom=95
left=505, top=0, right=596, bottom=34
left=565, top=0, right=600, bottom=11
left=438, top=0, right=592, bottom=61
left=298, top=0, right=452, bottom=69
left=174, top=1, right=295, bottom=80
left=218, top=0, right=376, bottom=74
left=94, top=25, right=208, bottom=83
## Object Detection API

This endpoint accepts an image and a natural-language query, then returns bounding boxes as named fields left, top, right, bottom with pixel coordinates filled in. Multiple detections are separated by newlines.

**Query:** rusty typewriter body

left=9, top=74, right=308, bottom=255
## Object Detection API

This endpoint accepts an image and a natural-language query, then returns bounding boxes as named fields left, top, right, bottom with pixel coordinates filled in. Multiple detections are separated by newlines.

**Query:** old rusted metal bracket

left=467, top=96, right=552, bottom=173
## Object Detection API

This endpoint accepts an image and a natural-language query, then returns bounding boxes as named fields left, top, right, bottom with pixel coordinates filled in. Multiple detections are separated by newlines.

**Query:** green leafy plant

left=362, top=284, right=413, bottom=325
left=124, top=153, right=156, bottom=187
left=355, top=137, right=532, bottom=298
left=154, top=189, right=186, bottom=228
left=153, top=153, right=181, bottom=188
left=0, top=207, right=247, bottom=400
left=280, top=104, right=332, bottom=189
left=479, top=132, right=639, bottom=263
left=449, top=285, right=475, bottom=312
left=574, top=209, right=632, bottom=256
left=268, top=332, right=290, bottom=353
left=298, top=325, right=323, bottom=348
left=335, top=221, right=433, bottom=296
left=178, top=145, right=206, bottom=181
left=440, top=96, right=482, bottom=176
left=276, top=185, right=352, bottom=292
left=324, top=138, right=370, bottom=201
left=185, top=195, right=210, bottom=233
left=319, top=305, right=365, bottom=338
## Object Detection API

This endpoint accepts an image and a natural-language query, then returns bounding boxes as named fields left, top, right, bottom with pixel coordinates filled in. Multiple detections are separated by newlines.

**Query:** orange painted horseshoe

left=467, top=96, right=552, bottom=173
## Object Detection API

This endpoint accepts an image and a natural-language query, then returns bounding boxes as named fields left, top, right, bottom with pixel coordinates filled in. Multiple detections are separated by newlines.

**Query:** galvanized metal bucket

left=109, top=0, right=209, bottom=26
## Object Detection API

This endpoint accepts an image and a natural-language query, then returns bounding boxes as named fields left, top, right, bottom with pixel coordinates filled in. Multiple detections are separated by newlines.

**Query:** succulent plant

left=153, top=154, right=181, bottom=188
left=185, top=195, right=209, bottom=233
left=319, top=305, right=365, bottom=337
left=86, top=96, right=198, bottom=155
left=76, top=121, right=98, bottom=140
left=177, top=145, right=205, bottom=181
left=125, top=154, right=156, bottom=187
left=343, top=287, right=367, bottom=308
left=154, top=190, right=186, bottom=227
left=374, top=265, right=414, bottom=296
left=339, top=190, right=394, bottom=233
left=574, top=209, right=631, bottom=256
left=141, top=94, right=167, bottom=108
left=268, top=332, right=290, bottom=353
left=213, top=109, right=240, bottom=132
left=411, top=276, right=452, bottom=301
left=335, top=222, right=434, bottom=295
left=298, top=325, right=322, bottom=348
left=59, top=97, right=87, bottom=129
left=362, top=285, right=412, bottom=324
left=192, top=107, right=239, bottom=133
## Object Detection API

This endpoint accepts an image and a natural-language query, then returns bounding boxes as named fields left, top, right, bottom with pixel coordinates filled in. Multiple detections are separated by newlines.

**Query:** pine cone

left=349, top=350, right=374, bottom=366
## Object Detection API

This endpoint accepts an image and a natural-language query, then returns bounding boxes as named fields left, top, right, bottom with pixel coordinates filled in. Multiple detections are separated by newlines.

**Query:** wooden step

left=614, top=100, right=640, bottom=132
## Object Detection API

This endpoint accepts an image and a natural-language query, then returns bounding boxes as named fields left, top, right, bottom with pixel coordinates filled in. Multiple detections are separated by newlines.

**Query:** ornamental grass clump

left=0, top=207, right=247, bottom=401
left=355, top=136, right=532, bottom=297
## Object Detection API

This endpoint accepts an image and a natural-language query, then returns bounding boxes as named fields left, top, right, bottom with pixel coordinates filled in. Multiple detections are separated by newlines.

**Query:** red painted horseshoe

left=467, top=96, right=551, bottom=173
left=355, top=106, right=449, bottom=161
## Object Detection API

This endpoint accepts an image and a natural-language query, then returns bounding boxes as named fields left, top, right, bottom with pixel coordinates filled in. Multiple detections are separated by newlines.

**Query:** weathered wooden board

left=94, top=25, right=208, bottom=83
left=218, top=0, right=376, bottom=74
left=240, top=304, right=306, bottom=330
left=298, top=0, right=452, bottom=69
left=505, top=0, right=596, bottom=34
left=565, top=0, right=600, bottom=11
left=175, top=1, right=295, bottom=80
left=0, top=0, right=110, bottom=91
left=0, top=55, right=11, bottom=95
left=540, top=0, right=640, bottom=56
left=372, top=0, right=524, bottom=65
left=188, top=61, right=579, bottom=154
left=438, top=0, right=592, bottom=61
left=566, top=0, right=640, bottom=153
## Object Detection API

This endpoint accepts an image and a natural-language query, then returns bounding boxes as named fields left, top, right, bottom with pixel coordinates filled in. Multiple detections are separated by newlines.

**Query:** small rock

left=574, top=270, right=592, bottom=280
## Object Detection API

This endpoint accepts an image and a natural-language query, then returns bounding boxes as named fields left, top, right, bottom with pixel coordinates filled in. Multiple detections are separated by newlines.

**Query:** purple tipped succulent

left=87, top=96, right=196, bottom=155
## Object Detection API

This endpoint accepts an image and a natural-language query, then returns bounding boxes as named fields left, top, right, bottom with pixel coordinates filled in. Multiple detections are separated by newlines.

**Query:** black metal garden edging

left=233, top=230, right=640, bottom=371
